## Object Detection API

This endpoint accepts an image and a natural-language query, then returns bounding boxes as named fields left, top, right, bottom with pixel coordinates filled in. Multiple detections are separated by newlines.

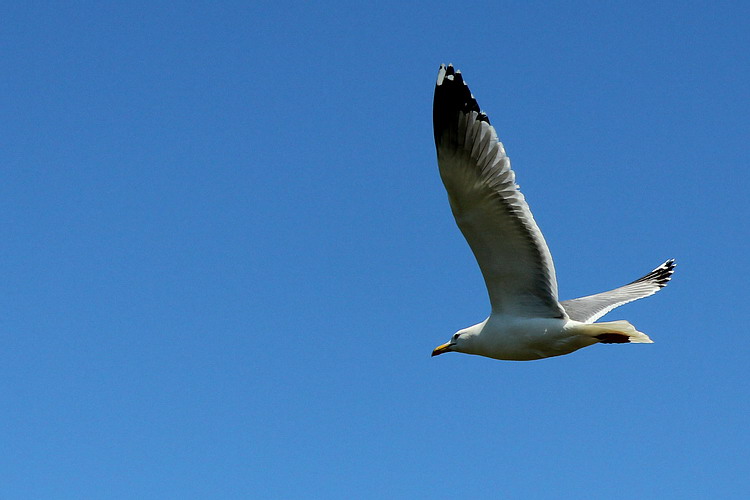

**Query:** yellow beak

left=431, top=342, right=453, bottom=357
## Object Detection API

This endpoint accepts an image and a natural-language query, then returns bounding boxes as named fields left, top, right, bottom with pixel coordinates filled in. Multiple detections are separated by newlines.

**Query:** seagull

left=430, top=64, right=675, bottom=361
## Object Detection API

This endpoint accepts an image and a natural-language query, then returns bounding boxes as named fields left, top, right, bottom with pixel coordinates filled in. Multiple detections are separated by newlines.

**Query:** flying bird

left=431, top=64, right=675, bottom=361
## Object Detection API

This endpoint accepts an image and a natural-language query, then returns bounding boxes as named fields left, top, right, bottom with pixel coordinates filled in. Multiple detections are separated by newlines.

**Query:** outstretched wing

left=561, top=259, right=676, bottom=323
left=433, top=64, right=564, bottom=319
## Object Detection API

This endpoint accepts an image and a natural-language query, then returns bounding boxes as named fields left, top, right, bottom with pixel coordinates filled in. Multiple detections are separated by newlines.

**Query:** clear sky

left=2, top=1, right=748, bottom=498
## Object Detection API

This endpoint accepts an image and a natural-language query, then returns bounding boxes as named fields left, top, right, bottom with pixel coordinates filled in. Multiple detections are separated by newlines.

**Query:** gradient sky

left=2, top=1, right=749, bottom=498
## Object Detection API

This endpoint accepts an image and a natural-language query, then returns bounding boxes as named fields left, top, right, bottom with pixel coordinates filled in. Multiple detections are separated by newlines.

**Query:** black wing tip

left=433, top=63, right=490, bottom=145
left=436, top=63, right=456, bottom=82
left=434, top=63, right=487, bottom=118
left=631, top=259, right=676, bottom=288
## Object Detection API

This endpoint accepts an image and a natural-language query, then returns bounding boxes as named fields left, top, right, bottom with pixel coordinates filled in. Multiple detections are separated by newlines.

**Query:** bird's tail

left=575, top=320, right=653, bottom=344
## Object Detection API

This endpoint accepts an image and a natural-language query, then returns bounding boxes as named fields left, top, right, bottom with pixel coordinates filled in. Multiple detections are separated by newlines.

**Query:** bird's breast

left=471, top=316, right=591, bottom=361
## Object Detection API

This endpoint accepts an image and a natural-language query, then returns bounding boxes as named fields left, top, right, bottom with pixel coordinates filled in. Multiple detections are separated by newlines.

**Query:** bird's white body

left=455, top=316, right=654, bottom=361
left=457, top=317, right=593, bottom=361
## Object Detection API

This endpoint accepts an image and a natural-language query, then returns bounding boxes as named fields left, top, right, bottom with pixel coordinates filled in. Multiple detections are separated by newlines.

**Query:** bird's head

left=432, top=329, right=471, bottom=356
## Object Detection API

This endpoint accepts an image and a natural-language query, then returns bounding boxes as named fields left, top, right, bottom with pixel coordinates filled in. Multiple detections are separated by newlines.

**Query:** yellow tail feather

left=576, top=320, right=654, bottom=344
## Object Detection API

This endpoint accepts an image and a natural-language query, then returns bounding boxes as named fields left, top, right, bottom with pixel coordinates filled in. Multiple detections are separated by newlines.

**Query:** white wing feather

left=561, top=260, right=676, bottom=323
left=433, top=65, right=564, bottom=319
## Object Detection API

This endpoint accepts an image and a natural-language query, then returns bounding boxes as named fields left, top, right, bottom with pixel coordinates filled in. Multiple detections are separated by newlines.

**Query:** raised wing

left=433, top=64, right=565, bottom=319
left=561, top=259, right=676, bottom=323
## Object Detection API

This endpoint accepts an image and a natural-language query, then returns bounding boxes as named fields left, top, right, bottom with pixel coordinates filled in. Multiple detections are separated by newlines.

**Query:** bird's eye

left=452, top=333, right=460, bottom=342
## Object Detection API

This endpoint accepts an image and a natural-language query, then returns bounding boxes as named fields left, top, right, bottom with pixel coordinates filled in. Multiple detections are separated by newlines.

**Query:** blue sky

left=2, top=1, right=749, bottom=498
